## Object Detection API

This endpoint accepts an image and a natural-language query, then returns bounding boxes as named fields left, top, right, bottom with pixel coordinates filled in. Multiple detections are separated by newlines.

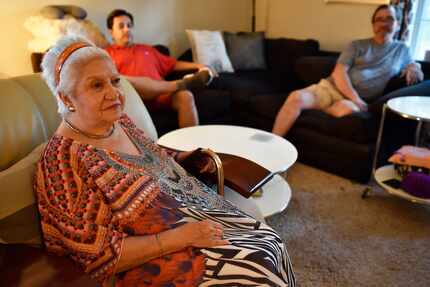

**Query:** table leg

left=362, top=104, right=388, bottom=199
left=415, top=121, right=423, bottom=146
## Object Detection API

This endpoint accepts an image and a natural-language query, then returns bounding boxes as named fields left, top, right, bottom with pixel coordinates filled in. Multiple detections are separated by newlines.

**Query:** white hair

left=41, top=35, right=112, bottom=117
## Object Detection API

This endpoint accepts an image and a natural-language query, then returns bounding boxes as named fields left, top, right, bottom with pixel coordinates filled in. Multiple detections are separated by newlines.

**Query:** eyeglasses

left=373, top=16, right=396, bottom=23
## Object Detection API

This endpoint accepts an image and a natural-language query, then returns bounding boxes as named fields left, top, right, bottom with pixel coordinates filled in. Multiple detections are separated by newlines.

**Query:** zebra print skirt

left=179, top=208, right=296, bottom=287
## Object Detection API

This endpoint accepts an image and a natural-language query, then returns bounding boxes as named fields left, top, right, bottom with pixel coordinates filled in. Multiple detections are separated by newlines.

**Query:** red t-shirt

left=105, top=44, right=176, bottom=80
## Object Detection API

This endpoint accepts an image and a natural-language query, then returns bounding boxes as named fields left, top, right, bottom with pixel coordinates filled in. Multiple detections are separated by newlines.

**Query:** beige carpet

left=267, top=163, right=430, bottom=287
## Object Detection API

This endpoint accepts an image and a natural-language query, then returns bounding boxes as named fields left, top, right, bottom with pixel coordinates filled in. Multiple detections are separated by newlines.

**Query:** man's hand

left=199, top=66, right=218, bottom=79
left=178, top=68, right=214, bottom=91
left=352, top=97, right=368, bottom=112
left=401, top=63, right=424, bottom=86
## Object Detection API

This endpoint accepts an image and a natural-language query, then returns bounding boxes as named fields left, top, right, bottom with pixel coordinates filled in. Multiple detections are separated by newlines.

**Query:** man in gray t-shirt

left=336, top=39, right=412, bottom=102
left=272, top=4, right=423, bottom=137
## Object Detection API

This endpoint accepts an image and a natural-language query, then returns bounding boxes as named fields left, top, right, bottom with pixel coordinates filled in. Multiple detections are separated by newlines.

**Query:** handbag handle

left=200, top=148, right=225, bottom=196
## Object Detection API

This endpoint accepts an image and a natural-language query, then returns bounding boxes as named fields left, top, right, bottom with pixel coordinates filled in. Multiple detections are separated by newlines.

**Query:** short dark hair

left=107, top=9, right=134, bottom=29
left=372, top=4, right=395, bottom=23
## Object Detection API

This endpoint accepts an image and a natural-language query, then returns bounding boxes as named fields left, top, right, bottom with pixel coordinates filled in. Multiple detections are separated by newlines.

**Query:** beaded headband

left=55, top=42, right=91, bottom=87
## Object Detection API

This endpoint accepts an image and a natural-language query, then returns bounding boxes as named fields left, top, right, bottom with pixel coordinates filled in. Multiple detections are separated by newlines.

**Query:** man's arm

left=174, top=61, right=218, bottom=82
left=125, top=76, right=178, bottom=101
left=173, top=60, right=205, bottom=72
left=399, top=44, right=423, bottom=86
left=331, top=63, right=368, bottom=111
left=124, top=71, right=213, bottom=101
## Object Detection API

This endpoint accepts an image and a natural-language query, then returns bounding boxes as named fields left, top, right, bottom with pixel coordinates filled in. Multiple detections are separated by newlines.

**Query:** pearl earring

left=68, top=106, right=76, bottom=112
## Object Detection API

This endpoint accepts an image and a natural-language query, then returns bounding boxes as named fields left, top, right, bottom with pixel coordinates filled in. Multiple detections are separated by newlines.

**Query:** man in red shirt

left=106, top=9, right=211, bottom=128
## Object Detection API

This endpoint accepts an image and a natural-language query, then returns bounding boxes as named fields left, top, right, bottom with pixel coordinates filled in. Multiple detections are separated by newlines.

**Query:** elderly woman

left=35, top=35, right=295, bottom=287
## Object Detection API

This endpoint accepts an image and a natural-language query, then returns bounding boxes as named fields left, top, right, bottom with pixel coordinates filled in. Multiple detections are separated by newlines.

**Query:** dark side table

left=362, top=96, right=430, bottom=204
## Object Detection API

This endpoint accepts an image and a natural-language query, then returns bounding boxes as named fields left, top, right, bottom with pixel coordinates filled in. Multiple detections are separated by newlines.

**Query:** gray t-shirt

left=336, top=38, right=413, bottom=102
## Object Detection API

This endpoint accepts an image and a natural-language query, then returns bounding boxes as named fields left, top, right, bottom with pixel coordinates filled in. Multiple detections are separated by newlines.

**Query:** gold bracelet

left=155, top=233, right=164, bottom=256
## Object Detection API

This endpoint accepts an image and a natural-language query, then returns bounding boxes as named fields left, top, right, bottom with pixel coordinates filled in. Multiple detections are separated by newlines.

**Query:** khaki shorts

left=307, top=78, right=344, bottom=109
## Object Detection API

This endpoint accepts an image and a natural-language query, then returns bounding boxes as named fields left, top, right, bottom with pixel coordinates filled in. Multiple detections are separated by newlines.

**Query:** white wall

left=0, top=0, right=252, bottom=77
left=258, top=0, right=381, bottom=52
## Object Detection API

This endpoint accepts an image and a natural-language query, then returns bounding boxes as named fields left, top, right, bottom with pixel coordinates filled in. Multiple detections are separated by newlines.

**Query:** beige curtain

left=390, top=0, right=416, bottom=41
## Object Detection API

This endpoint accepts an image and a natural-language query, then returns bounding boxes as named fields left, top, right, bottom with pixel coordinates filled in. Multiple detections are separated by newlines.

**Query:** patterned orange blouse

left=35, top=114, right=295, bottom=287
left=34, top=115, right=234, bottom=285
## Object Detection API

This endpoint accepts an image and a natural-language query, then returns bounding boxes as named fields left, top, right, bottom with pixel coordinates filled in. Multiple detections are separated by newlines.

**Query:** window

left=410, top=0, right=430, bottom=60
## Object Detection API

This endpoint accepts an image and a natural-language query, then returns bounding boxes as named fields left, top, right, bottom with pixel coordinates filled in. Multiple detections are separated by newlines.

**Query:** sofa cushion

left=178, top=48, right=193, bottom=62
left=150, top=89, right=232, bottom=136
left=11, top=74, right=61, bottom=138
left=288, top=127, right=373, bottom=183
left=236, top=93, right=286, bottom=119
left=210, top=70, right=284, bottom=94
left=194, top=90, right=232, bottom=121
left=224, top=32, right=267, bottom=70
left=242, top=93, right=378, bottom=143
left=294, top=110, right=378, bottom=144
left=265, top=38, right=320, bottom=72
left=295, top=56, right=337, bottom=87
left=149, top=112, right=178, bottom=137
left=0, top=143, right=45, bottom=246
left=263, top=38, right=320, bottom=93
left=0, top=76, right=51, bottom=171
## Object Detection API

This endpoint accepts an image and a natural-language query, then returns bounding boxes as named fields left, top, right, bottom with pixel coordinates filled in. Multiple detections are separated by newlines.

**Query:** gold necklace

left=64, top=118, right=115, bottom=139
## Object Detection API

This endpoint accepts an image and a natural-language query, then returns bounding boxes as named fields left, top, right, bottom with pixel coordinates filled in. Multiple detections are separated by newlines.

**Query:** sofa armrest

left=382, top=75, right=408, bottom=95
left=0, top=244, right=98, bottom=287
left=418, top=60, right=430, bottom=80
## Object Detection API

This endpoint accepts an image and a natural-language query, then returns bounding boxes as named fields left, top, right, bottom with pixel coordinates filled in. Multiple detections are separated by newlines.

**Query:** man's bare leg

left=126, top=70, right=211, bottom=101
left=172, top=90, right=199, bottom=128
left=324, top=99, right=360, bottom=118
left=272, top=89, right=320, bottom=137
left=125, top=76, right=179, bottom=100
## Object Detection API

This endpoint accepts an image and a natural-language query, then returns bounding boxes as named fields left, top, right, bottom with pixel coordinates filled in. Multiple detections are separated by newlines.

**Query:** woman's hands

left=117, top=219, right=229, bottom=272
left=179, top=220, right=229, bottom=248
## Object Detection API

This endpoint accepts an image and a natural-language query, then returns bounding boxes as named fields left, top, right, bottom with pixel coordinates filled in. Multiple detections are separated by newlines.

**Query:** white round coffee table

left=387, top=96, right=430, bottom=122
left=157, top=125, right=298, bottom=217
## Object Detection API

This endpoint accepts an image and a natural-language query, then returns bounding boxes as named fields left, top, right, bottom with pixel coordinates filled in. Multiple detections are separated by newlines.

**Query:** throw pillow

left=224, top=31, right=267, bottom=70
left=186, top=30, right=234, bottom=73
left=0, top=143, right=46, bottom=246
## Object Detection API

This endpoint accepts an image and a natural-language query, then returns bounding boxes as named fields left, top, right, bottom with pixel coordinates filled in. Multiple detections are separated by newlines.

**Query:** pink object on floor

left=389, top=145, right=430, bottom=169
